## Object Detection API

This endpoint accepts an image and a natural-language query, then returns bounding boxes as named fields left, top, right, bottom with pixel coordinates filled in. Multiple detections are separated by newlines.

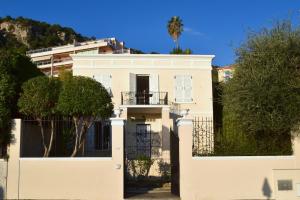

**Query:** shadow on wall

left=262, top=178, right=272, bottom=200
left=0, top=186, right=4, bottom=200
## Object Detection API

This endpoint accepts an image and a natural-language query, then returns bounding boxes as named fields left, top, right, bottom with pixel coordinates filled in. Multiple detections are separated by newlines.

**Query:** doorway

left=136, top=124, right=151, bottom=157
left=136, top=75, right=150, bottom=105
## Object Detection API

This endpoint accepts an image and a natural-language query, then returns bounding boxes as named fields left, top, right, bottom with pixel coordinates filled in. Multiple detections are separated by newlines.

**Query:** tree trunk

left=71, top=117, right=80, bottom=157
left=45, top=119, right=55, bottom=157
left=78, top=118, right=94, bottom=156
left=37, top=119, right=48, bottom=157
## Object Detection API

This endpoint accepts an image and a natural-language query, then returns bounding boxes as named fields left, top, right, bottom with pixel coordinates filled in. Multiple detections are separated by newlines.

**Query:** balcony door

left=136, top=75, right=150, bottom=104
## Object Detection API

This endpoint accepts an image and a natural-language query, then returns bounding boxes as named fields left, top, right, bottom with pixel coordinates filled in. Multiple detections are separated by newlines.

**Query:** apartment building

left=26, top=38, right=129, bottom=76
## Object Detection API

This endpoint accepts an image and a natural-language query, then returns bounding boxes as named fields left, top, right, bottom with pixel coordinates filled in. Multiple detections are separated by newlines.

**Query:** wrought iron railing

left=192, top=117, right=214, bottom=156
left=121, top=91, right=168, bottom=105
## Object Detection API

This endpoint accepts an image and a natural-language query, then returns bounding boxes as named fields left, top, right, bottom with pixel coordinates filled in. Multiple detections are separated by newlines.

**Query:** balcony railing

left=121, top=91, right=168, bottom=105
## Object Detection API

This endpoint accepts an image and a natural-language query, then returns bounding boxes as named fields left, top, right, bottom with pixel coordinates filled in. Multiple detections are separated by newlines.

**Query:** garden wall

left=0, top=159, right=7, bottom=199
left=6, top=118, right=125, bottom=200
left=178, top=118, right=300, bottom=200
left=18, top=158, right=121, bottom=200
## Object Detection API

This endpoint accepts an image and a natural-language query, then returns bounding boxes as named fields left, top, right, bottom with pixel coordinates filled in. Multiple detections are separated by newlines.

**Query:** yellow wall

left=178, top=118, right=300, bottom=200
left=7, top=118, right=125, bottom=200
left=72, top=54, right=215, bottom=118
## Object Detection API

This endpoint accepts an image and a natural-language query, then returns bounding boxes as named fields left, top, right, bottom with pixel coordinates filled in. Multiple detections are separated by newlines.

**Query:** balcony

left=121, top=91, right=168, bottom=105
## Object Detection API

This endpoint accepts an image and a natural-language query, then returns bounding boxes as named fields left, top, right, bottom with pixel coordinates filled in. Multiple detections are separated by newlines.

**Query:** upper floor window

left=174, top=75, right=193, bottom=103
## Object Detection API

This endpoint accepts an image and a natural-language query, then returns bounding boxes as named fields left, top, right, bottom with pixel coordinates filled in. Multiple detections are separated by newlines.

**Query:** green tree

left=57, top=76, right=113, bottom=157
left=0, top=50, right=43, bottom=114
left=167, top=16, right=184, bottom=48
left=18, top=76, right=61, bottom=157
left=0, top=70, right=15, bottom=155
left=170, top=47, right=192, bottom=54
left=0, top=50, right=42, bottom=155
left=222, top=21, right=300, bottom=154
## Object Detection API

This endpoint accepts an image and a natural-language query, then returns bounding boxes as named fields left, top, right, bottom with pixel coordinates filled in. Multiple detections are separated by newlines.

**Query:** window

left=174, top=75, right=193, bottom=103
left=94, top=121, right=111, bottom=150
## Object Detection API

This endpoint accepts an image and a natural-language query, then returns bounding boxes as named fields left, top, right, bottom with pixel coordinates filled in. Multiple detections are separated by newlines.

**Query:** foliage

left=221, top=21, right=300, bottom=155
left=58, top=69, right=73, bottom=82
left=170, top=47, right=192, bottom=54
left=127, top=155, right=154, bottom=180
left=130, top=48, right=145, bottom=54
left=18, top=76, right=61, bottom=157
left=18, top=76, right=61, bottom=118
left=167, top=16, right=184, bottom=48
left=0, top=16, right=91, bottom=50
left=57, top=76, right=113, bottom=156
left=0, top=50, right=42, bottom=154
left=0, top=30, right=27, bottom=53
left=0, top=70, right=15, bottom=149
left=58, top=76, right=113, bottom=118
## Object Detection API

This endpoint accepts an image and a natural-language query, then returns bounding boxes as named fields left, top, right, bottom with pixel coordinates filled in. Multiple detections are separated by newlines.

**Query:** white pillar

left=110, top=117, right=125, bottom=200
left=177, top=118, right=193, bottom=200
left=6, top=119, right=21, bottom=199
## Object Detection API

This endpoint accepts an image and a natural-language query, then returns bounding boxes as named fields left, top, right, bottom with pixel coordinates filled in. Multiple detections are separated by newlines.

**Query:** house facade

left=3, top=53, right=300, bottom=200
left=71, top=54, right=215, bottom=175
left=212, top=65, right=235, bottom=82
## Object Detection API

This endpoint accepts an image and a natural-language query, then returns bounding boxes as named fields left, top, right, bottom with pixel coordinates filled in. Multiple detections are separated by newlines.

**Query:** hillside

left=0, top=16, right=92, bottom=52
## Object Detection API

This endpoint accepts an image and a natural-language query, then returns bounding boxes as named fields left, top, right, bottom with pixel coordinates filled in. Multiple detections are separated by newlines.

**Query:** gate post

left=111, top=117, right=125, bottom=200
left=177, top=117, right=193, bottom=200
left=7, top=119, right=21, bottom=199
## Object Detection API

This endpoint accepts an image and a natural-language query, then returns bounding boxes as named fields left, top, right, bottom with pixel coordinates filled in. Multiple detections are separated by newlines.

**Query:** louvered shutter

left=93, top=74, right=112, bottom=95
left=149, top=74, right=159, bottom=104
left=184, top=75, right=192, bottom=102
left=129, top=73, right=136, bottom=104
left=174, top=75, right=185, bottom=102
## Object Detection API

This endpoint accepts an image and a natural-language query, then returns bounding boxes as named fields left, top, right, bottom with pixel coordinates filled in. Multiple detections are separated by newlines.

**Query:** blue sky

left=1, top=0, right=300, bottom=66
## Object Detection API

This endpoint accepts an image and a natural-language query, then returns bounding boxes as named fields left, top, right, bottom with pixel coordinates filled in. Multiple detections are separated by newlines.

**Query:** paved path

left=125, top=187, right=180, bottom=200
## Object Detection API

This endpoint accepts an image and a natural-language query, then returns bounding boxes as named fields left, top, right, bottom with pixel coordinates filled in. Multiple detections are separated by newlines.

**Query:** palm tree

left=167, top=16, right=184, bottom=49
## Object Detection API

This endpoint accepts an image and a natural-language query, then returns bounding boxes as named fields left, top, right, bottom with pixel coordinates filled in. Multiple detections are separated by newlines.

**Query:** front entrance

left=136, top=124, right=151, bottom=157
left=124, top=121, right=180, bottom=199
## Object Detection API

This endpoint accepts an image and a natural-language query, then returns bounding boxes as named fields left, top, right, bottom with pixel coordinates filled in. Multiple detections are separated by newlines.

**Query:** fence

left=192, top=117, right=214, bottom=156
left=192, top=117, right=293, bottom=156
left=21, top=117, right=111, bottom=157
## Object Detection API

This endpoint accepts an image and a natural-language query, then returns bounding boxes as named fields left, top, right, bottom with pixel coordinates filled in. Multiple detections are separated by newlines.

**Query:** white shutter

left=93, top=74, right=112, bottom=95
left=102, top=74, right=112, bottom=95
left=174, top=75, right=192, bottom=103
left=174, top=75, right=185, bottom=102
left=129, top=73, right=136, bottom=104
left=93, top=75, right=102, bottom=85
left=149, top=74, right=159, bottom=104
left=184, top=75, right=192, bottom=102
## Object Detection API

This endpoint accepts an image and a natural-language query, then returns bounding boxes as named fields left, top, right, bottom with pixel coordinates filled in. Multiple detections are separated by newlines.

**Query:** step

left=124, top=192, right=180, bottom=200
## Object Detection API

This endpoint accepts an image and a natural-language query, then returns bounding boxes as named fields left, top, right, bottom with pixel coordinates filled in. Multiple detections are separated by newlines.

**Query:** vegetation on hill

left=0, top=16, right=92, bottom=52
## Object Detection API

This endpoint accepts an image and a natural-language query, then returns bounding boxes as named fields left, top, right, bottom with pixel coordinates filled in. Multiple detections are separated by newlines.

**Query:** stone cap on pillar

left=110, top=118, right=125, bottom=126
left=176, top=118, right=193, bottom=127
